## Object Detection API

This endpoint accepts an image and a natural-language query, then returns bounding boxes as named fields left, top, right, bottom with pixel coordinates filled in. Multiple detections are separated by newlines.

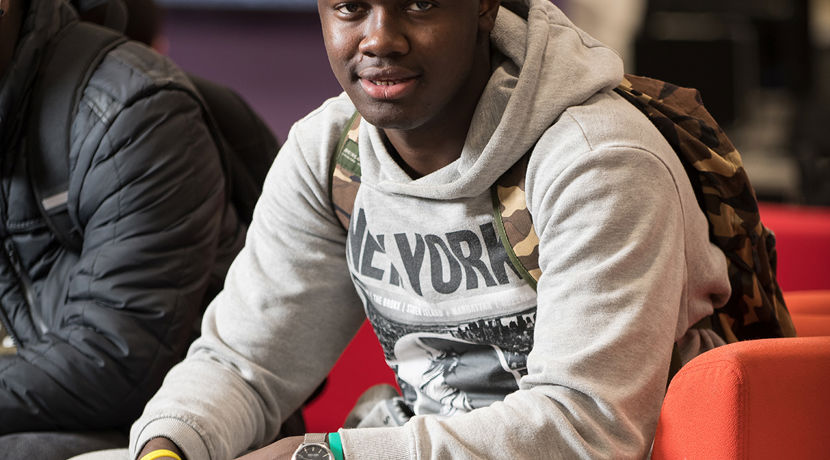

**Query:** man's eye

left=335, top=3, right=362, bottom=14
left=407, top=1, right=434, bottom=12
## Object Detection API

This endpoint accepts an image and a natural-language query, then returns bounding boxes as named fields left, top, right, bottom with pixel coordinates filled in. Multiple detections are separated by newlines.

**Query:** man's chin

left=355, top=105, right=425, bottom=131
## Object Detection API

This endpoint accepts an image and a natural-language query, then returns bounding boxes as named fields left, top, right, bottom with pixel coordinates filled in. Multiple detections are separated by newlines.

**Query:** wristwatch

left=291, top=433, right=333, bottom=460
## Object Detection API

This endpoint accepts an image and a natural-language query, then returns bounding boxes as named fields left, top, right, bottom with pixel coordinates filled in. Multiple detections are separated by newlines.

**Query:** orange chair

left=784, top=290, right=830, bottom=337
left=652, top=337, right=830, bottom=460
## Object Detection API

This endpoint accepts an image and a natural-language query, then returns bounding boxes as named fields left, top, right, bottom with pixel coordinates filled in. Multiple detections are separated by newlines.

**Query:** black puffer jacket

left=0, top=0, right=244, bottom=432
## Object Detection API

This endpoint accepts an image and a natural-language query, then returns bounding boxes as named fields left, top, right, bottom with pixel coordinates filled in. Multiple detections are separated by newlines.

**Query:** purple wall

left=163, top=9, right=342, bottom=142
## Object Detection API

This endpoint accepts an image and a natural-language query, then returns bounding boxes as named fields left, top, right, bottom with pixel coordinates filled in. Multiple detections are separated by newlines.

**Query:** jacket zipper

left=0, top=295, right=20, bottom=348
left=1, top=238, right=40, bottom=346
left=4, top=240, right=37, bottom=309
left=1, top=108, right=31, bottom=349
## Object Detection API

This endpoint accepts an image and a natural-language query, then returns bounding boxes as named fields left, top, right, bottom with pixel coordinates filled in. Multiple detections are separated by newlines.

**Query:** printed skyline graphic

left=362, top=287, right=537, bottom=417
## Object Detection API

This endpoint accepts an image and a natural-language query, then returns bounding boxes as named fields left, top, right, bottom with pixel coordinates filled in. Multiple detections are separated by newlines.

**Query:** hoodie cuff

left=130, top=417, right=210, bottom=460
left=340, top=426, right=412, bottom=460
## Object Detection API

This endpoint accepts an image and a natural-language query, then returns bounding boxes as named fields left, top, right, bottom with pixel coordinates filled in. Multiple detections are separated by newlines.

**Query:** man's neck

left=383, top=110, right=474, bottom=179
left=0, top=0, right=24, bottom=79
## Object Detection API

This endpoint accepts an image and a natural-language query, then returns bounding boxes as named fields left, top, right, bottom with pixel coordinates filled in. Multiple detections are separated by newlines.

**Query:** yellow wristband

left=139, top=449, right=182, bottom=460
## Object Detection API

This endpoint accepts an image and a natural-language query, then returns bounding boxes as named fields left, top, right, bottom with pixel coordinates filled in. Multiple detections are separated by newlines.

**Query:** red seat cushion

left=302, top=321, right=397, bottom=433
left=652, top=337, right=830, bottom=459
left=783, top=290, right=830, bottom=337
left=759, top=203, right=830, bottom=291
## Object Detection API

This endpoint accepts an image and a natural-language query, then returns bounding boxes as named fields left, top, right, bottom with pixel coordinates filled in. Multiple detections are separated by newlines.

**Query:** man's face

left=318, top=0, right=497, bottom=131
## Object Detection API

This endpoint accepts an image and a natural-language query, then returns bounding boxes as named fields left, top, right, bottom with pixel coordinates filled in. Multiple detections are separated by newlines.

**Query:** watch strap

left=303, top=433, right=328, bottom=444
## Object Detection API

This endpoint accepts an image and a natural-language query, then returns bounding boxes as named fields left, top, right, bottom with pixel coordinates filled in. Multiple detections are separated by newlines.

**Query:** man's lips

left=357, top=68, right=419, bottom=100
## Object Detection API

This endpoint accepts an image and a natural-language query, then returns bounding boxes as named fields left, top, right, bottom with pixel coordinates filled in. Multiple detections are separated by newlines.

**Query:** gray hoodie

left=130, top=0, right=730, bottom=458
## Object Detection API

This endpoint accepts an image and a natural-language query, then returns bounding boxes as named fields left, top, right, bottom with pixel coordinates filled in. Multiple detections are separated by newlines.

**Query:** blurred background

left=145, top=0, right=829, bottom=206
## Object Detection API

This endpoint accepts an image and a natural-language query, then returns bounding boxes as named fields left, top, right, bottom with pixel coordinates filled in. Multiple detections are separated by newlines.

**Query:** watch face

left=294, top=443, right=332, bottom=460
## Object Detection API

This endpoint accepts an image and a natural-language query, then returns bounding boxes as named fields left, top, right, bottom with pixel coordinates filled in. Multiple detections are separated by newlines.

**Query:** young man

left=130, top=0, right=731, bottom=458
left=0, top=0, right=247, bottom=458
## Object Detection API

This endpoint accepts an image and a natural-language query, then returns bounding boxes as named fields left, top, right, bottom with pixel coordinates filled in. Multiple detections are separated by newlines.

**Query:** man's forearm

left=137, top=437, right=185, bottom=460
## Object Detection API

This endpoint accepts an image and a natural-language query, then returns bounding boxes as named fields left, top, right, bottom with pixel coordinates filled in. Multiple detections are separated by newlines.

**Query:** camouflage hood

left=364, top=0, right=624, bottom=200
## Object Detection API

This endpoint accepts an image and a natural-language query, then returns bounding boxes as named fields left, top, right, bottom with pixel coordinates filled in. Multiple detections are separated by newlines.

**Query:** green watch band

left=328, top=432, right=344, bottom=460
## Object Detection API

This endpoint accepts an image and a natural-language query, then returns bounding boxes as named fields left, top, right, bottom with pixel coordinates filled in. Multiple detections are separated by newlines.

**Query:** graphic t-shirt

left=346, top=193, right=537, bottom=421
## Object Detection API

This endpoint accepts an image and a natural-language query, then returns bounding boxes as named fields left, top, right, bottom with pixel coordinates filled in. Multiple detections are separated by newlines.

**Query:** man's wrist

left=138, top=437, right=185, bottom=460
left=139, top=450, right=181, bottom=460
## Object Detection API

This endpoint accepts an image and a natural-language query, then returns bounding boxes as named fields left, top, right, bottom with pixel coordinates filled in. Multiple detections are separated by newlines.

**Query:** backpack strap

left=330, top=111, right=363, bottom=230
left=329, top=111, right=540, bottom=289
left=491, top=153, right=540, bottom=290
left=27, top=21, right=127, bottom=253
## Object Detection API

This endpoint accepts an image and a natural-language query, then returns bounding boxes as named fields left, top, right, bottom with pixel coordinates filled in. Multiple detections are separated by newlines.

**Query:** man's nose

left=358, top=10, right=410, bottom=57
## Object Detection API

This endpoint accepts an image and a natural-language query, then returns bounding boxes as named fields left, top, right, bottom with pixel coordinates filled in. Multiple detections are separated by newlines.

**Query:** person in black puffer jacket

left=0, top=0, right=246, bottom=457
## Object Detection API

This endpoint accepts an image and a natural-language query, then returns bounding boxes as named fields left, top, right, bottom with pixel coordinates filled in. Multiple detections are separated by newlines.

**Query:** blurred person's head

left=72, top=0, right=128, bottom=33
left=123, top=0, right=163, bottom=49
left=0, top=0, right=24, bottom=78
left=73, top=0, right=167, bottom=52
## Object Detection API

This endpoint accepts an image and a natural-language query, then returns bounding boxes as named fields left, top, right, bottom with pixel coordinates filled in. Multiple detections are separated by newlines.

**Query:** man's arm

left=129, top=102, right=368, bottom=460
left=137, top=438, right=186, bottom=460
left=0, top=88, right=228, bottom=433
left=136, top=436, right=307, bottom=460
left=234, top=436, right=303, bottom=460
left=134, top=436, right=307, bottom=460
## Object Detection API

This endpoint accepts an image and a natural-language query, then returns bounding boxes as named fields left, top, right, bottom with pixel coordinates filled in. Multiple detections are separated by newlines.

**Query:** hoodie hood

left=361, top=0, right=624, bottom=200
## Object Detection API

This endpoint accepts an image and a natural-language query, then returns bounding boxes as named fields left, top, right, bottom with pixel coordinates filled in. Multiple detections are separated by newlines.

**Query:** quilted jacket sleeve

left=0, top=75, right=230, bottom=432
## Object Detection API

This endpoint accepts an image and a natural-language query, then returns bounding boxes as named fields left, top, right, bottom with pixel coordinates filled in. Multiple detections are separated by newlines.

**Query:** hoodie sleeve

left=0, top=88, right=228, bottom=433
left=129, top=100, right=368, bottom=460
left=337, top=110, right=689, bottom=459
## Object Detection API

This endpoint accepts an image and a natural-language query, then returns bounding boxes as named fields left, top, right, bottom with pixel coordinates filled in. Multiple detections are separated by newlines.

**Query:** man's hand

left=235, top=435, right=305, bottom=460
left=137, top=437, right=185, bottom=460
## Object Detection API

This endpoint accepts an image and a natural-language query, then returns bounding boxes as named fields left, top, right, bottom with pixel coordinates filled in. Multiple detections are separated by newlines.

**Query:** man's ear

left=478, top=0, right=500, bottom=33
